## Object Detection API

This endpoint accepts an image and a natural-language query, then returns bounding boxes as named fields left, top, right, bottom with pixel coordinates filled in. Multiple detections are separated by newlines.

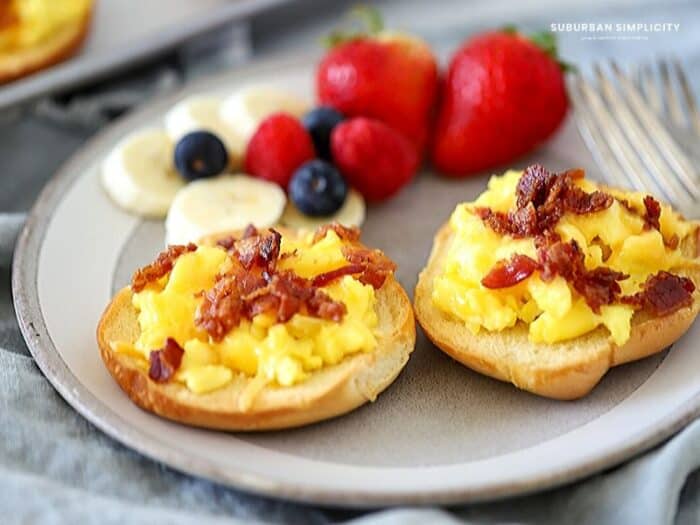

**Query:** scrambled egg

left=0, top=0, right=90, bottom=52
left=432, top=169, right=695, bottom=345
left=116, top=230, right=379, bottom=395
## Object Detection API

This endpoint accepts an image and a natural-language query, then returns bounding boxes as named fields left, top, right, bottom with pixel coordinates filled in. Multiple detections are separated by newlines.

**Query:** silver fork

left=636, top=60, right=700, bottom=156
left=569, top=59, right=700, bottom=218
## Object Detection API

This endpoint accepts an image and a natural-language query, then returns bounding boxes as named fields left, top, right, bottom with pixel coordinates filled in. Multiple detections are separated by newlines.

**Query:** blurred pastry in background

left=0, top=0, right=93, bottom=83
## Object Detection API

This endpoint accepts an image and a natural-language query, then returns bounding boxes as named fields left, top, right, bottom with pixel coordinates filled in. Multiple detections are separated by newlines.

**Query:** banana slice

left=102, top=128, right=184, bottom=218
left=164, top=95, right=245, bottom=168
left=220, top=85, right=310, bottom=145
left=280, top=190, right=366, bottom=230
left=165, top=174, right=286, bottom=246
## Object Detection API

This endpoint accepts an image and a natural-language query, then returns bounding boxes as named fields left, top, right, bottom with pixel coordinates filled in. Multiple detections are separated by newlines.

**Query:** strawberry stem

left=322, top=5, right=385, bottom=48
left=351, top=5, right=384, bottom=34
left=502, top=26, right=575, bottom=72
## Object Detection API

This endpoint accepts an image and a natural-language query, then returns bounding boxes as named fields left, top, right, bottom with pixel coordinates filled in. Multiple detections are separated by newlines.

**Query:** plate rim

left=11, top=54, right=700, bottom=507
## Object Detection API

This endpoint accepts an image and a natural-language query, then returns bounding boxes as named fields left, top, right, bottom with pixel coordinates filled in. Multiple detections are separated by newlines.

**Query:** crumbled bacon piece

left=563, top=185, right=613, bottom=215
left=216, top=224, right=260, bottom=251
left=537, top=239, right=628, bottom=313
left=240, top=271, right=347, bottom=325
left=617, top=195, right=661, bottom=231
left=643, top=195, right=661, bottom=231
left=516, top=164, right=557, bottom=209
left=481, top=254, right=539, bottom=289
left=196, top=275, right=244, bottom=341
left=509, top=204, right=538, bottom=237
left=196, top=266, right=349, bottom=341
left=470, top=168, right=693, bottom=316
left=148, top=338, right=184, bottom=382
left=474, top=207, right=521, bottom=237
left=131, top=243, right=197, bottom=292
left=307, top=289, right=347, bottom=321
left=617, top=198, right=636, bottom=215
left=216, top=236, right=236, bottom=251
left=147, top=224, right=393, bottom=342
left=574, top=267, right=628, bottom=313
left=475, top=206, right=537, bottom=238
left=343, top=246, right=397, bottom=289
left=476, top=165, right=613, bottom=238
left=622, top=271, right=695, bottom=317
left=311, top=264, right=366, bottom=287
left=242, top=224, right=259, bottom=239
left=537, top=239, right=581, bottom=282
left=234, top=229, right=281, bottom=271
left=313, top=223, right=361, bottom=243
left=562, top=168, right=585, bottom=180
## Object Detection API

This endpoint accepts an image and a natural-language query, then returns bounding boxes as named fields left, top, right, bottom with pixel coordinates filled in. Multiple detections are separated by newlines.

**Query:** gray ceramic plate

left=12, top=56, right=700, bottom=507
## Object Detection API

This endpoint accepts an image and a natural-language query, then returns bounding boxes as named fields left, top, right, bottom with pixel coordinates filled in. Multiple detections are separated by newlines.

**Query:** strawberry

left=317, top=7, right=438, bottom=154
left=331, top=117, right=418, bottom=202
left=431, top=29, right=569, bottom=176
left=244, top=113, right=316, bottom=188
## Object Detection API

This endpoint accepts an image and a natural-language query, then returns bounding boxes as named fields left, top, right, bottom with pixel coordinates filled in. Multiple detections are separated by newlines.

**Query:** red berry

left=331, top=117, right=418, bottom=202
left=244, top=113, right=316, bottom=187
left=431, top=31, right=569, bottom=177
left=317, top=36, right=437, bottom=155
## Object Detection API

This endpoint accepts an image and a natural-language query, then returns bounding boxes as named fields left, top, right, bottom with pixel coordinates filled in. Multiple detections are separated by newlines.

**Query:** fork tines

left=569, top=59, right=700, bottom=216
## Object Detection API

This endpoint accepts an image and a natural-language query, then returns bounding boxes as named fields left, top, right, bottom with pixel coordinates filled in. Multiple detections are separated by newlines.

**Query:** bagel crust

left=0, top=6, right=92, bottom=84
left=415, top=223, right=700, bottom=400
left=97, top=234, right=416, bottom=431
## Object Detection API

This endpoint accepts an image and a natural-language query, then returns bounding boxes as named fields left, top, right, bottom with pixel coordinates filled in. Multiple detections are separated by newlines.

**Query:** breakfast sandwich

left=97, top=224, right=415, bottom=430
left=415, top=164, right=699, bottom=399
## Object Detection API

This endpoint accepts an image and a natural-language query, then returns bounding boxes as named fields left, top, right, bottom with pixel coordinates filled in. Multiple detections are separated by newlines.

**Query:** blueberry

left=301, top=106, right=344, bottom=160
left=174, top=131, right=228, bottom=181
left=288, top=160, right=348, bottom=216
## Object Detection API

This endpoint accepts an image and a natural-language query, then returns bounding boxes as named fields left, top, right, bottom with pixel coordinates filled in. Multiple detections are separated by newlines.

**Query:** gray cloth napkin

left=4, top=0, right=700, bottom=522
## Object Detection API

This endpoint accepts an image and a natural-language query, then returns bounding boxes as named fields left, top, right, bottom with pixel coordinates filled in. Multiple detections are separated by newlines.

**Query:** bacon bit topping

left=475, top=206, right=536, bottom=238
left=622, top=271, right=695, bottom=317
left=250, top=271, right=347, bottom=323
left=313, top=223, right=361, bottom=243
left=643, top=195, right=661, bottom=231
left=196, top=275, right=244, bottom=341
left=196, top=268, right=348, bottom=341
left=343, top=246, right=397, bottom=288
left=618, top=195, right=661, bottom=231
left=148, top=338, right=184, bottom=382
left=482, top=235, right=695, bottom=316
left=617, top=195, right=682, bottom=247
left=307, top=289, right=347, bottom=321
left=537, top=239, right=628, bottom=313
left=311, top=264, right=366, bottom=287
left=474, top=166, right=694, bottom=317
left=216, top=224, right=262, bottom=251
left=134, top=225, right=392, bottom=342
left=476, top=165, right=613, bottom=238
left=131, top=243, right=197, bottom=292
left=562, top=168, right=585, bottom=180
left=242, top=224, right=259, bottom=239
left=216, top=236, right=236, bottom=251
left=481, top=254, right=539, bottom=289
left=234, top=229, right=281, bottom=271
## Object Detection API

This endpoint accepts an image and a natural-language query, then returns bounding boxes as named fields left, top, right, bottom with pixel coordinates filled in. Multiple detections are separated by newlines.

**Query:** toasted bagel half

left=415, top=223, right=700, bottom=400
left=97, top=229, right=416, bottom=431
